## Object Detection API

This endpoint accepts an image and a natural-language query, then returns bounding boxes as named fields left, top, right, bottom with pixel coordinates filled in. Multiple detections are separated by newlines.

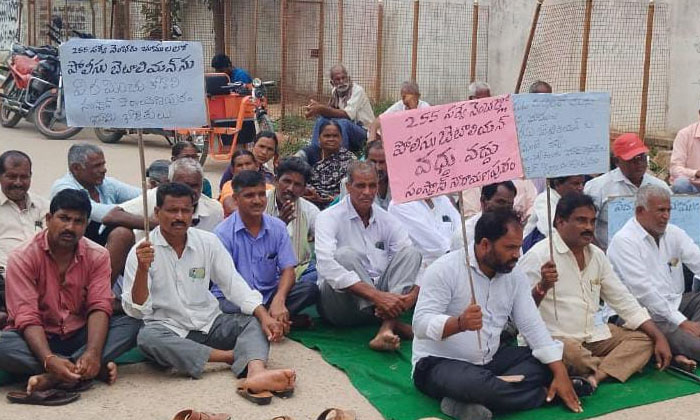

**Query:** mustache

left=581, top=231, right=593, bottom=236
left=171, top=221, right=186, bottom=226
left=60, top=231, right=76, bottom=238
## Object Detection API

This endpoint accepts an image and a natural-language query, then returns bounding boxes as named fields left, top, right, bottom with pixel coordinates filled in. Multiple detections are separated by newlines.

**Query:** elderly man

left=519, top=193, right=671, bottom=395
left=468, top=81, right=491, bottom=100
left=50, top=143, right=140, bottom=286
left=0, top=151, right=48, bottom=327
left=368, top=81, right=430, bottom=142
left=412, top=210, right=581, bottom=419
left=304, top=64, right=375, bottom=154
left=529, top=80, right=552, bottom=94
left=669, top=102, right=700, bottom=193
left=459, top=179, right=537, bottom=222
left=584, top=133, right=671, bottom=250
left=315, top=161, right=422, bottom=352
left=608, top=184, right=700, bottom=368
left=339, top=140, right=392, bottom=210
left=0, top=189, right=141, bottom=396
left=145, top=160, right=170, bottom=189
left=122, top=183, right=295, bottom=403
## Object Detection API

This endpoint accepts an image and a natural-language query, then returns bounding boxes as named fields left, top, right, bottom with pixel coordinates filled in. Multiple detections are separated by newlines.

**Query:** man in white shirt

left=608, top=184, right=700, bottom=367
left=468, top=81, right=491, bottom=100
left=519, top=193, right=671, bottom=395
left=584, top=133, right=671, bottom=250
left=305, top=64, right=375, bottom=154
left=315, top=161, right=422, bottom=352
left=339, top=140, right=392, bottom=210
left=412, top=210, right=581, bottom=418
left=122, top=183, right=295, bottom=403
left=0, top=151, right=49, bottom=326
left=367, top=81, right=430, bottom=142
left=459, top=178, right=537, bottom=220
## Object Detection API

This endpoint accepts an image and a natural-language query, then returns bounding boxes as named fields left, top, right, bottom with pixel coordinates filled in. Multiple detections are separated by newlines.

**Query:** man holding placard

left=608, top=185, right=700, bottom=368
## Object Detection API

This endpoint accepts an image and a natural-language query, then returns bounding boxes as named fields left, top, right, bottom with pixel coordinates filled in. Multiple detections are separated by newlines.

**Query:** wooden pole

left=639, top=0, right=655, bottom=142
left=124, top=0, right=131, bottom=40
left=137, top=129, right=150, bottom=234
left=224, top=0, right=231, bottom=57
left=252, top=0, right=259, bottom=76
left=280, top=0, right=288, bottom=121
left=375, top=0, right=383, bottom=102
left=545, top=179, right=558, bottom=320
left=515, top=0, right=543, bottom=93
left=101, top=0, right=107, bottom=38
left=410, top=0, right=419, bottom=83
left=458, top=193, right=482, bottom=352
left=337, top=0, right=343, bottom=63
left=90, top=0, right=96, bottom=37
left=28, top=0, right=33, bottom=45
left=316, top=0, right=325, bottom=100
left=161, top=0, right=168, bottom=40
left=469, top=0, right=478, bottom=83
left=579, top=0, right=593, bottom=91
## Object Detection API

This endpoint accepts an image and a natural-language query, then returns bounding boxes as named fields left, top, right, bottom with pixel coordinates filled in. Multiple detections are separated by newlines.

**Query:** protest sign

left=60, top=38, right=207, bottom=128
left=380, top=94, right=523, bottom=204
left=608, top=195, right=700, bottom=246
left=513, top=92, right=610, bottom=178
left=0, top=0, right=19, bottom=51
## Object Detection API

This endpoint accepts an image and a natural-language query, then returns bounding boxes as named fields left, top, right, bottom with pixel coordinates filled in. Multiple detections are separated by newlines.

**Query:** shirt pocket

left=179, top=269, right=211, bottom=306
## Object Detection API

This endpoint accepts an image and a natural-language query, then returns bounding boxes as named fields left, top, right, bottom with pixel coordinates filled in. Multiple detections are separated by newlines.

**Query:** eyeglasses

left=626, top=154, right=648, bottom=164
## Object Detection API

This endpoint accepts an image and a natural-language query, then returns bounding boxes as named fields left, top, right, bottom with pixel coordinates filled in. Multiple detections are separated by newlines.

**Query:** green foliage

left=373, top=99, right=395, bottom=117
left=277, top=115, right=313, bottom=157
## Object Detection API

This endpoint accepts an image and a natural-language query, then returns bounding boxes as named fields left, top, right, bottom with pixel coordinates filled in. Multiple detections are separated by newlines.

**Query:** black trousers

left=413, top=346, right=552, bottom=413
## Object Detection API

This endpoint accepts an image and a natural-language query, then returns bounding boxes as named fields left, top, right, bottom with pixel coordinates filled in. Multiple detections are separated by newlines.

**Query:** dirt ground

left=0, top=122, right=698, bottom=419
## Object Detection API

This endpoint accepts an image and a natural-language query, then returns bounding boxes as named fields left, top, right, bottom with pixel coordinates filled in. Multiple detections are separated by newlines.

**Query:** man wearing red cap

left=584, top=133, right=671, bottom=250
left=669, top=104, right=700, bottom=193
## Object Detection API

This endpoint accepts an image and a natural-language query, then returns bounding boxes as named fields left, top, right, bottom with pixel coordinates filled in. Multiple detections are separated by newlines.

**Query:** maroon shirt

left=4, top=229, right=113, bottom=338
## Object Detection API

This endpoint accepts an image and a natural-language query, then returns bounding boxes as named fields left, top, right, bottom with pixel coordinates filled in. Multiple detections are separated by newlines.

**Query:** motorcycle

left=94, top=127, right=177, bottom=144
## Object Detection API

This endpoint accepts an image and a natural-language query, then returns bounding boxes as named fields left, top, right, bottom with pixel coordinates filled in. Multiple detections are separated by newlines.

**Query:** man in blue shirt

left=211, top=53, right=253, bottom=84
left=213, top=170, right=319, bottom=334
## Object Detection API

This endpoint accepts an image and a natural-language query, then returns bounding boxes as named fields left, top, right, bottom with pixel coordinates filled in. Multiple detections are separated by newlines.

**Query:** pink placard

left=380, top=94, right=523, bottom=204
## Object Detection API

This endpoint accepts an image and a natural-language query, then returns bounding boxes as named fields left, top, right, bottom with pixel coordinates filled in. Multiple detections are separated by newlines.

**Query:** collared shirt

left=122, top=227, right=262, bottom=337
left=50, top=172, right=140, bottom=223
left=265, top=188, right=320, bottom=264
left=118, top=188, right=224, bottom=241
left=310, top=148, right=357, bottom=198
left=518, top=230, right=650, bottom=343
left=0, top=190, right=49, bottom=267
left=584, top=168, right=671, bottom=250
left=332, top=84, right=375, bottom=127
left=608, top=218, right=700, bottom=327
left=670, top=121, right=700, bottom=183
left=388, top=196, right=460, bottom=267
left=315, top=196, right=413, bottom=290
left=4, top=230, right=113, bottom=337
left=523, top=189, right=561, bottom=238
left=382, top=99, right=431, bottom=114
left=339, top=176, right=391, bottom=211
left=459, top=178, right=538, bottom=220
left=412, top=246, right=563, bottom=367
left=213, top=212, right=297, bottom=304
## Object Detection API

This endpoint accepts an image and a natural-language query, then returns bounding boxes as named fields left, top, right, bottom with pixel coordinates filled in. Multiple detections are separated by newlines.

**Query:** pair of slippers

left=236, top=382, right=294, bottom=405
left=272, top=408, right=356, bottom=420
left=171, top=407, right=354, bottom=420
left=6, top=380, right=94, bottom=406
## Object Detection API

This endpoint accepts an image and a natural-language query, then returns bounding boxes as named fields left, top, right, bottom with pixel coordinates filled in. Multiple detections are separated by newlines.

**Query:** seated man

left=669, top=103, right=700, bottom=193
left=367, top=81, right=430, bottom=142
left=213, top=171, right=318, bottom=332
left=459, top=178, right=537, bottom=221
left=171, top=141, right=213, bottom=198
left=211, top=53, right=253, bottom=84
left=122, top=183, right=295, bottom=400
left=468, top=81, right=491, bottom=100
left=303, top=64, right=375, bottom=154
left=584, top=133, right=671, bottom=250
left=265, top=157, right=320, bottom=284
left=50, top=143, right=140, bottom=287
left=220, top=150, right=259, bottom=217
left=0, top=151, right=49, bottom=327
left=530, top=80, right=553, bottom=94
left=519, top=193, right=671, bottom=394
left=145, top=159, right=170, bottom=189
left=412, top=210, right=581, bottom=418
left=608, top=184, right=700, bottom=368
left=0, top=189, right=140, bottom=393
left=339, top=140, right=392, bottom=210
left=315, top=161, right=421, bottom=352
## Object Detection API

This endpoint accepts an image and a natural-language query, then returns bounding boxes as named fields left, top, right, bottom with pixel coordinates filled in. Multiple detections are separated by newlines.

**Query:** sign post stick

left=545, top=179, right=558, bottom=320
left=458, top=193, right=482, bottom=351
left=137, top=129, right=150, bottom=234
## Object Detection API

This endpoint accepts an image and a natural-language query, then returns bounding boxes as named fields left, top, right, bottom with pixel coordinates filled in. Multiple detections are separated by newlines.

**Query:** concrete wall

left=667, top=0, right=700, bottom=135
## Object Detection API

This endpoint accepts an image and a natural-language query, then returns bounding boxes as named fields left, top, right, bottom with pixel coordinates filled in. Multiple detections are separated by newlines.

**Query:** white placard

left=60, top=38, right=207, bottom=128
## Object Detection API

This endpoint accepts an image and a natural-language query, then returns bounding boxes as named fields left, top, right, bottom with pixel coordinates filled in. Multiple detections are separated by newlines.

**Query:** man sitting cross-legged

left=412, top=210, right=581, bottom=419
left=0, top=189, right=141, bottom=394
left=213, top=170, right=319, bottom=335
left=122, top=183, right=294, bottom=403
left=519, top=193, right=672, bottom=395
left=315, top=161, right=422, bottom=351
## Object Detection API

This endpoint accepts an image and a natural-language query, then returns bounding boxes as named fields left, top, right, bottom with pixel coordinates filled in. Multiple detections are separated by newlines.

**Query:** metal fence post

left=317, top=0, right=325, bottom=100
left=375, top=0, right=383, bottom=102
left=337, top=0, right=343, bottom=63
left=639, top=0, right=654, bottom=142
left=280, top=0, right=288, bottom=121
left=161, top=0, right=168, bottom=40
left=411, top=0, right=419, bottom=83
left=101, top=0, right=107, bottom=38
left=515, top=0, right=543, bottom=92
left=579, top=0, right=593, bottom=91
left=470, top=0, right=478, bottom=83
left=252, top=0, right=259, bottom=75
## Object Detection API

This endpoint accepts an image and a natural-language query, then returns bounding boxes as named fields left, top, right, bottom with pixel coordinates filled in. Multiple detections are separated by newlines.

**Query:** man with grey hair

left=146, top=159, right=170, bottom=189
left=468, top=81, right=491, bottom=100
left=315, top=161, right=422, bottom=352
left=669, top=100, right=700, bottom=193
left=368, top=81, right=430, bottom=142
left=608, top=184, right=700, bottom=367
left=529, top=80, right=552, bottom=94
left=303, top=64, right=375, bottom=153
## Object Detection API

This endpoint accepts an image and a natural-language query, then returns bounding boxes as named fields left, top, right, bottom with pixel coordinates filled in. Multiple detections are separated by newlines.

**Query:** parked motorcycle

left=94, top=127, right=177, bottom=144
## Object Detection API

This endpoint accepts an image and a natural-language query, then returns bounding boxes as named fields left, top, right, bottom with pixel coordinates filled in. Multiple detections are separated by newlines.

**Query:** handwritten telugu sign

left=513, top=92, right=610, bottom=178
left=608, top=195, right=700, bottom=246
left=381, top=94, right=523, bottom=204
left=60, top=38, right=207, bottom=128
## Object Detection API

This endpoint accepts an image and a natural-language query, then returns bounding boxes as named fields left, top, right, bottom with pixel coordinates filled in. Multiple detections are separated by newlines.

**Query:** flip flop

left=316, top=408, right=357, bottom=420
left=6, top=389, right=80, bottom=406
left=570, top=376, right=595, bottom=397
left=236, top=384, right=273, bottom=405
left=272, top=388, right=295, bottom=399
left=271, top=417, right=294, bottom=420
left=56, top=380, right=94, bottom=393
left=172, top=409, right=232, bottom=420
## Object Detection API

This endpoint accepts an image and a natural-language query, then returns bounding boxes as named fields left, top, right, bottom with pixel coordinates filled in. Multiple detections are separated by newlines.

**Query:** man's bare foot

left=393, top=321, right=414, bottom=340
left=26, top=373, right=58, bottom=393
left=369, top=329, right=400, bottom=352
left=244, top=369, right=296, bottom=393
left=673, top=354, right=697, bottom=372
left=97, top=362, right=118, bottom=385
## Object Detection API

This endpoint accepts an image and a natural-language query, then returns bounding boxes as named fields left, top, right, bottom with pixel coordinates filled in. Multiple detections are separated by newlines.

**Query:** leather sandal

left=6, top=389, right=80, bottom=406
left=172, top=409, right=232, bottom=420
left=316, top=408, right=357, bottom=420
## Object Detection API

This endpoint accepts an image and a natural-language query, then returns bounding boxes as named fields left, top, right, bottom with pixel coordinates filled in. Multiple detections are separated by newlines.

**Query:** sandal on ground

left=316, top=408, right=357, bottom=420
left=6, top=389, right=80, bottom=406
left=56, top=380, right=94, bottom=393
left=172, top=409, right=232, bottom=420
left=236, top=383, right=273, bottom=405
left=271, top=416, right=294, bottom=420
left=570, top=376, right=596, bottom=397
left=272, top=388, right=295, bottom=399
